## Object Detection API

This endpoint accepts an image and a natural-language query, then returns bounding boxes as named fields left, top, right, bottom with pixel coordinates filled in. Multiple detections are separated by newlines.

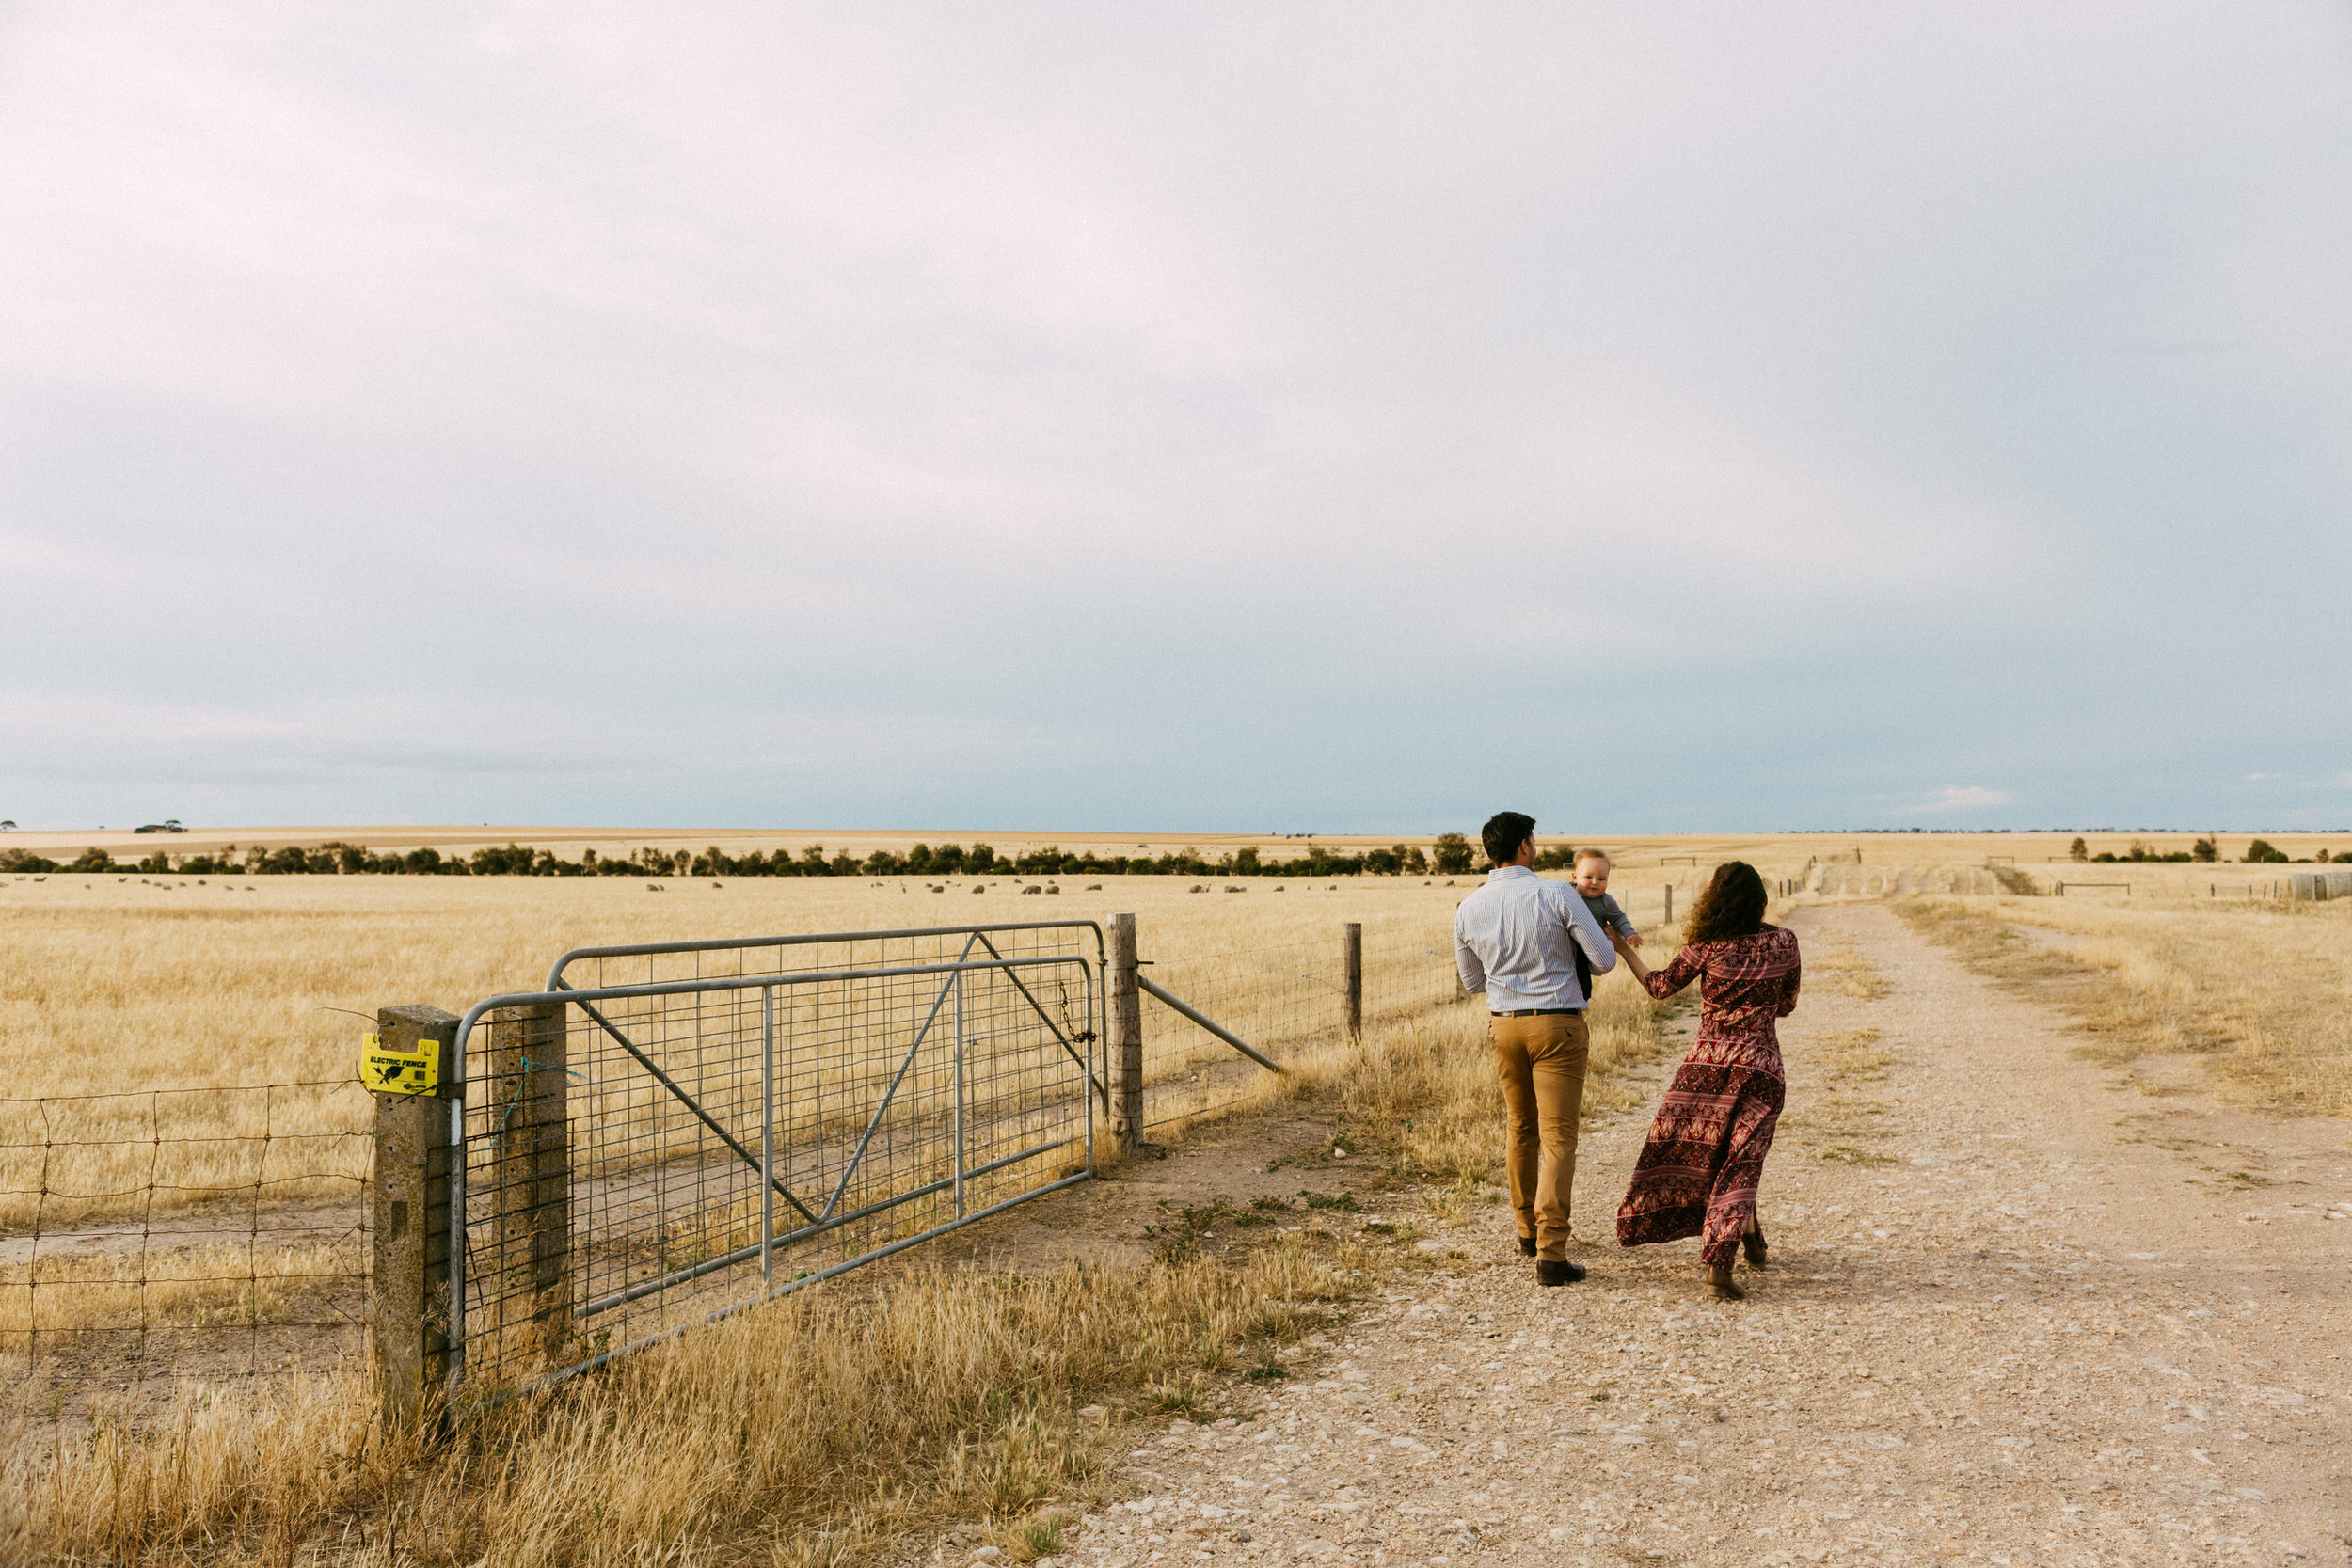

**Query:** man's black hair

left=1482, top=811, right=1535, bottom=869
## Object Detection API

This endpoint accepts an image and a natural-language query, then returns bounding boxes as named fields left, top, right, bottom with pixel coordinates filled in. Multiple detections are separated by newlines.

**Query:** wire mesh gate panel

left=452, top=923, right=1102, bottom=1398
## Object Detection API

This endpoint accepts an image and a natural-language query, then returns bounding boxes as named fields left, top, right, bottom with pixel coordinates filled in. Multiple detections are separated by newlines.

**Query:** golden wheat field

left=0, top=839, right=1698, bottom=1567
left=6, top=827, right=2350, bottom=1565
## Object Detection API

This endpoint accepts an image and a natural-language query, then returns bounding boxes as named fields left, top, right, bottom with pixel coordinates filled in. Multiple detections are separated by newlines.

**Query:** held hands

left=1609, top=929, right=1652, bottom=980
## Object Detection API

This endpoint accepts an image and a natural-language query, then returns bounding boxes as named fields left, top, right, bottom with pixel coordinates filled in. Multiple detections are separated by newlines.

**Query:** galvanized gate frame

left=444, top=924, right=1104, bottom=1394
left=542, top=920, right=1110, bottom=1114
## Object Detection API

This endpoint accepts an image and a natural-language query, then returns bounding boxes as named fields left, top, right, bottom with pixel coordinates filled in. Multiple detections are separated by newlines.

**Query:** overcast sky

left=5, top=4, right=2350, bottom=835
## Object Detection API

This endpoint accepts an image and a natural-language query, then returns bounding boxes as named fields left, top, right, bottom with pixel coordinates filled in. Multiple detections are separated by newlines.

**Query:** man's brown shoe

left=1535, top=1259, right=1586, bottom=1287
left=1518, top=1235, right=1536, bottom=1258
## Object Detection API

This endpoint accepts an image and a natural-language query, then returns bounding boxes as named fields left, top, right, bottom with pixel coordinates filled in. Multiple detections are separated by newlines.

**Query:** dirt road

left=1035, top=901, right=2352, bottom=1567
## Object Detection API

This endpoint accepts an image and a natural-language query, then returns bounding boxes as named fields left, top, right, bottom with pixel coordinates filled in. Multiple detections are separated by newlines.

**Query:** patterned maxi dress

left=1616, top=926, right=1802, bottom=1270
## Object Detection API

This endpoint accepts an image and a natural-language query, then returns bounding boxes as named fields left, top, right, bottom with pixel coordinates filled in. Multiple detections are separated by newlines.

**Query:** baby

left=1571, top=849, right=1641, bottom=950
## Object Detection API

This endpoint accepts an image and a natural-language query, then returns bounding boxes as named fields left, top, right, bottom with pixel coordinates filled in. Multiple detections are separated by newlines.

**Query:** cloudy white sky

left=5, top=4, right=2350, bottom=833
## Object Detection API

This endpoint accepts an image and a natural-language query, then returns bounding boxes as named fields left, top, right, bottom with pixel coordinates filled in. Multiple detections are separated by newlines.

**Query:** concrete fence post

left=1343, top=922, right=1362, bottom=1040
left=371, top=1003, right=458, bottom=1436
left=485, top=1000, right=572, bottom=1372
left=1107, top=913, right=1143, bottom=1152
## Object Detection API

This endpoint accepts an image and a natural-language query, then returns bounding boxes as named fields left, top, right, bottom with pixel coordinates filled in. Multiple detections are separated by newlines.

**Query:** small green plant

left=1299, top=1191, right=1359, bottom=1212
left=1021, top=1512, right=1068, bottom=1560
left=1243, top=1350, right=1289, bottom=1385
left=1248, top=1194, right=1293, bottom=1212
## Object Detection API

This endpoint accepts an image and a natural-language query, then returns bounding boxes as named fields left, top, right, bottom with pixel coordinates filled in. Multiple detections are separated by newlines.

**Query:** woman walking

left=1610, top=862, right=1799, bottom=1300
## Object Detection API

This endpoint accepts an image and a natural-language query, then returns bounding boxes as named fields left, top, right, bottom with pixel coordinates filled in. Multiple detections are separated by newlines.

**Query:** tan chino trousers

left=1489, top=1012, right=1590, bottom=1261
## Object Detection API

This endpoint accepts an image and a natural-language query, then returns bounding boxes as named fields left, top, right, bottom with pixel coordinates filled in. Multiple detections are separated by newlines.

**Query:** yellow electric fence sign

left=362, top=1032, right=439, bottom=1096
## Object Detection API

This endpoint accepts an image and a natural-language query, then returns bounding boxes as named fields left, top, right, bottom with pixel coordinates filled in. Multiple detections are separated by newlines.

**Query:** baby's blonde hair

left=1574, top=848, right=1612, bottom=869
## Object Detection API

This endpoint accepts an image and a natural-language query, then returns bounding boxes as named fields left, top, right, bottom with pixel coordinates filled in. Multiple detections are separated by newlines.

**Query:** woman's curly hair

left=1683, top=860, right=1769, bottom=945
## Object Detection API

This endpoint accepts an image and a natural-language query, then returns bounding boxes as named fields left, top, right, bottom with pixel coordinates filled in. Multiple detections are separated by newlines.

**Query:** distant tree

left=0, top=848, right=57, bottom=872
left=69, top=847, right=114, bottom=873
left=1403, top=845, right=1429, bottom=876
left=1233, top=847, right=1263, bottom=876
left=1364, top=847, right=1401, bottom=876
left=1432, top=833, right=1474, bottom=875
left=2068, top=837, right=2089, bottom=862
left=2191, top=837, right=2217, bottom=863
left=0, top=820, right=14, bottom=831
left=2243, top=839, right=2289, bottom=863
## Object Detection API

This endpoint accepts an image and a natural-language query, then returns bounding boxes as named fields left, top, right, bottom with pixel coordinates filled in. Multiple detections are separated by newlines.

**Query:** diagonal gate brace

left=553, top=982, right=818, bottom=1226
left=972, top=930, right=1108, bottom=1111
left=1136, top=974, right=1284, bottom=1073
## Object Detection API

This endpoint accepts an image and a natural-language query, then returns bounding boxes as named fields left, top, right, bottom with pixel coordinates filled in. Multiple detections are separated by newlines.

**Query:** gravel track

left=1026, top=900, right=2352, bottom=1567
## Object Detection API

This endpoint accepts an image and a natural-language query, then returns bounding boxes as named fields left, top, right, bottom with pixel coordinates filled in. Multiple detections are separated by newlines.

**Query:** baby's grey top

left=1581, top=889, right=1638, bottom=940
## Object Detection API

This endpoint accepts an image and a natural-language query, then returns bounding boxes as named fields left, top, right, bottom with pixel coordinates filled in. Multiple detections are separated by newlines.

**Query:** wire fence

left=1140, top=917, right=1463, bottom=1130
left=1, top=913, right=1465, bottom=1426
left=0, top=1080, right=372, bottom=1433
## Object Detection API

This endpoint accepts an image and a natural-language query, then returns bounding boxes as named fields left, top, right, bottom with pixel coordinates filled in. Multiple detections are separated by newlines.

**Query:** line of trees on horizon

left=0, top=833, right=1531, bottom=880
left=2066, top=835, right=2328, bottom=864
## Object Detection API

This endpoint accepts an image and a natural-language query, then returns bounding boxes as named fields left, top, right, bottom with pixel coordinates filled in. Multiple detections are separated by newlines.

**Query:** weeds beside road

left=1895, top=895, right=2352, bottom=1117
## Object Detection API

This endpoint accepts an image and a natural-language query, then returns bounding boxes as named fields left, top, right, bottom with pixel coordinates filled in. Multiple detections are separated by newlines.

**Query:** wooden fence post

left=371, top=1003, right=458, bottom=1436
left=1343, top=922, right=1362, bottom=1040
left=485, top=1001, right=572, bottom=1373
left=1663, top=885, right=1674, bottom=925
left=1107, top=913, right=1143, bottom=1152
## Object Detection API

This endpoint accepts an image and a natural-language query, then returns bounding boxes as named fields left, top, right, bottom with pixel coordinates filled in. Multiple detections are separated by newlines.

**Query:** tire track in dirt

left=1015, top=901, right=2352, bottom=1568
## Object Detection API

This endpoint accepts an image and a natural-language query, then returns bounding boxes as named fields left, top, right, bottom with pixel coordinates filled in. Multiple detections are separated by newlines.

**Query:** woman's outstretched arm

left=1613, top=933, right=1701, bottom=999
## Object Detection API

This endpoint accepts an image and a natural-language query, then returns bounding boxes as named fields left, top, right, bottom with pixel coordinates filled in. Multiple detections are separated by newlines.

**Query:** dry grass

left=1818, top=1027, right=1891, bottom=1084
left=1894, top=895, right=2352, bottom=1117
left=2, top=911, right=1689, bottom=1564
left=5, top=1237, right=1374, bottom=1567
left=0, top=855, right=1719, bottom=1563
left=0, top=872, right=1697, bottom=1220
left=0, top=1240, right=358, bottom=1348
left=1813, top=943, right=1891, bottom=1001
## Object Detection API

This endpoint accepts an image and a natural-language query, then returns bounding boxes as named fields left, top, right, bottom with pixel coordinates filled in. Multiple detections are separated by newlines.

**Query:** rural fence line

left=0, top=1079, right=373, bottom=1433
left=3, top=913, right=1468, bottom=1441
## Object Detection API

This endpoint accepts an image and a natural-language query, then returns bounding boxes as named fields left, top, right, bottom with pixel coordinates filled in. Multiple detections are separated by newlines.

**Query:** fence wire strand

left=0, top=1079, right=372, bottom=1435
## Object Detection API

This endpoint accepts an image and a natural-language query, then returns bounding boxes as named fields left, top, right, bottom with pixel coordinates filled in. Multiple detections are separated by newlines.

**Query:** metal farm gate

left=442, top=923, right=1103, bottom=1398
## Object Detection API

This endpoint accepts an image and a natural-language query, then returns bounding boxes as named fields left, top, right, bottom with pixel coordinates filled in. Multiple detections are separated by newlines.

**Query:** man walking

left=1453, top=811, right=1617, bottom=1286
